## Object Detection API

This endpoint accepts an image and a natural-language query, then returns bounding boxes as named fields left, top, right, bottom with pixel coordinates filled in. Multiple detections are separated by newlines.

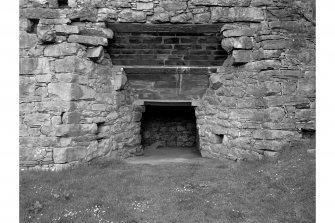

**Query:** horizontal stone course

left=68, top=35, right=108, bottom=46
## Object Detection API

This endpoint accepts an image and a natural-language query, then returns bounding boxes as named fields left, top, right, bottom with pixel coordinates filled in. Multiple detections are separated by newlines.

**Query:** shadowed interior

left=141, top=105, right=198, bottom=149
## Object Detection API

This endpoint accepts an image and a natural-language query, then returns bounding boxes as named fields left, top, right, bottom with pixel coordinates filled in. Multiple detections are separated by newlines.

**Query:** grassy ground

left=20, top=140, right=315, bottom=223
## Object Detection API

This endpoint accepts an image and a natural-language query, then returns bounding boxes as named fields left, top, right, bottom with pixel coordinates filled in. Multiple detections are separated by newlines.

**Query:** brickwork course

left=19, top=0, right=316, bottom=170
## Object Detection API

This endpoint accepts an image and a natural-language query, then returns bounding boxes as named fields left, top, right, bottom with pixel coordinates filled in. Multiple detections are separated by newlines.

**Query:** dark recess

left=58, top=0, right=68, bottom=8
left=141, top=105, right=197, bottom=147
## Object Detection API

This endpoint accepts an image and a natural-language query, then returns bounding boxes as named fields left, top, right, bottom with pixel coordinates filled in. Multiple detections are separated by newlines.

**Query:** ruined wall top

left=20, top=0, right=315, bottom=25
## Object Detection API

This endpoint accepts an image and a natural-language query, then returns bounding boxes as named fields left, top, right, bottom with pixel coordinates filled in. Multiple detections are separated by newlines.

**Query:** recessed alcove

left=107, top=24, right=228, bottom=67
left=140, top=101, right=201, bottom=159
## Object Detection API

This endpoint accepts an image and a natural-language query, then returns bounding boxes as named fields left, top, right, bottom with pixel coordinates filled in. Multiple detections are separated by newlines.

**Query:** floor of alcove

left=125, top=147, right=204, bottom=165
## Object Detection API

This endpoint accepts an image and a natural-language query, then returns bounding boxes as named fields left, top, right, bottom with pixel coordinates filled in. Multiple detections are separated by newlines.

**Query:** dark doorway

left=141, top=105, right=198, bottom=150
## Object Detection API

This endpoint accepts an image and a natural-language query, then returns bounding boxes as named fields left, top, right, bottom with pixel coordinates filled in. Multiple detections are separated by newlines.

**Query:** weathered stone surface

left=37, top=24, right=56, bottom=43
left=62, top=112, right=82, bottom=124
left=266, top=107, right=285, bottom=122
left=68, top=35, right=108, bottom=46
left=221, top=37, right=253, bottom=52
left=253, top=130, right=296, bottom=140
left=19, top=18, right=33, bottom=32
left=251, top=0, right=276, bottom=7
left=40, top=18, right=71, bottom=25
left=190, top=0, right=251, bottom=6
left=171, top=13, right=193, bottom=23
left=118, top=10, right=146, bottom=23
left=232, top=50, right=252, bottom=64
left=78, top=27, right=114, bottom=39
left=261, top=39, right=292, bottom=50
left=221, top=25, right=255, bottom=37
left=295, top=109, right=315, bottom=122
left=68, top=7, right=98, bottom=22
left=265, top=96, right=310, bottom=107
left=150, top=12, right=170, bottom=23
left=54, top=56, right=95, bottom=74
left=20, top=58, right=38, bottom=74
left=211, top=7, right=264, bottom=22
left=53, top=147, right=87, bottom=163
left=55, top=124, right=98, bottom=137
left=160, top=1, right=187, bottom=12
left=19, top=32, right=38, bottom=49
left=209, top=74, right=223, bottom=90
left=54, top=25, right=80, bottom=34
left=137, top=2, right=154, bottom=10
left=44, top=42, right=82, bottom=57
left=48, top=83, right=95, bottom=101
left=113, top=74, right=127, bottom=91
left=297, top=78, right=315, bottom=96
left=194, top=12, right=211, bottom=24
left=97, top=8, right=118, bottom=22
left=21, top=8, right=61, bottom=19
left=86, top=46, right=104, bottom=61
left=243, top=60, right=281, bottom=71
left=24, top=113, right=50, bottom=126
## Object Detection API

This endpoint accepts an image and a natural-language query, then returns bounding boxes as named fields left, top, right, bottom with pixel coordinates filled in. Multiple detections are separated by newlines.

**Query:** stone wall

left=196, top=0, right=316, bottom=161
left=19, top=0, right=316, bottom=168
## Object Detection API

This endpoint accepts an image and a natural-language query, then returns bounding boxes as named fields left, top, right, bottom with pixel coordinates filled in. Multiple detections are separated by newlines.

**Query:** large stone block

left=54, top=25, right=80, bottom=34
left=253, top=140, right=283, bottom=151
left=261, top=39, right=292, bottom=50
left=232, top=50, right=252, bottom=64
left=19, top=58, right=38, bottom=75
left=68, top=7, right=98, bottom=22
left=171, top=13, right=193, bottom=23
left=221, top=37, right=253, bottom=52
left=55, top=124, right=98, bottom=137
left=48, top=83, right=95, bottom=101
left=19, top=77, right=35, bottom=97
left=44, top=42, right=83, bottom=57
left=19, top=18, right=33, bottom=32
left=253, top=130, right=296, bottom=140
left=24, top=113, right=50, bottom=127
left=295, top=109, right=315, bottom=122
left=86, top=46, right=104, bottom=61
left=150, top=12, right=170, bottom=23
left=160, top=1, right=187, bottom=12
left=113, top=74, right=127, bottom=91
left=62, top=112, right=82, bottom=124
left=37, top=24, right=56, bottom=43
left=20, top=8, right=61, bottom=19
left=118, top=10, right=146, bottom=23
left=97, top=8, right=118, bottom=22
left=40, top=18, right=71, bottom=25
left=20, top=58, right=51, bottom=75
left=190, top=0, right=251, bottom=6
left=264, top=96, right=310, bottom=107
left=194, top=12, right=211, bottom=24
left=54, top=56, right=95, bottom=74
left=211, top=7, right=264, bottom=22
left=221, top=24, right=255, bottom=37
left=78, top=27, right=114, bottom=40
left=266, top=107, right=285, bottom=122
left=297, top=78, right=315, bottom=96
left=209, top=74, right=223, bottom=90
left=19, top=32, right=38, bottom=49
left=68, top=35, right=108, bottom=46
left=53, top=147, right=87, bottom=163
left=243, top=60, right=281, bottom=71
left=137, top=2, right=154, bottom=10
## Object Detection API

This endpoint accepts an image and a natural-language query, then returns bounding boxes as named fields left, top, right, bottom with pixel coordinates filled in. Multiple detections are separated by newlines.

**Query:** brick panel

left=108, top=32, right=228, bottom=67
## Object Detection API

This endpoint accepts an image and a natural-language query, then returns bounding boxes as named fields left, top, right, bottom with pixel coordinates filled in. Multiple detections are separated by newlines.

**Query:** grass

left=20, top=140, right=315, bottom=223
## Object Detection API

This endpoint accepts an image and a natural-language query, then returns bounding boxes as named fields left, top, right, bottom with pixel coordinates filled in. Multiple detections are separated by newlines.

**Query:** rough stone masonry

left=19, top=0, right=315, bottom=170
